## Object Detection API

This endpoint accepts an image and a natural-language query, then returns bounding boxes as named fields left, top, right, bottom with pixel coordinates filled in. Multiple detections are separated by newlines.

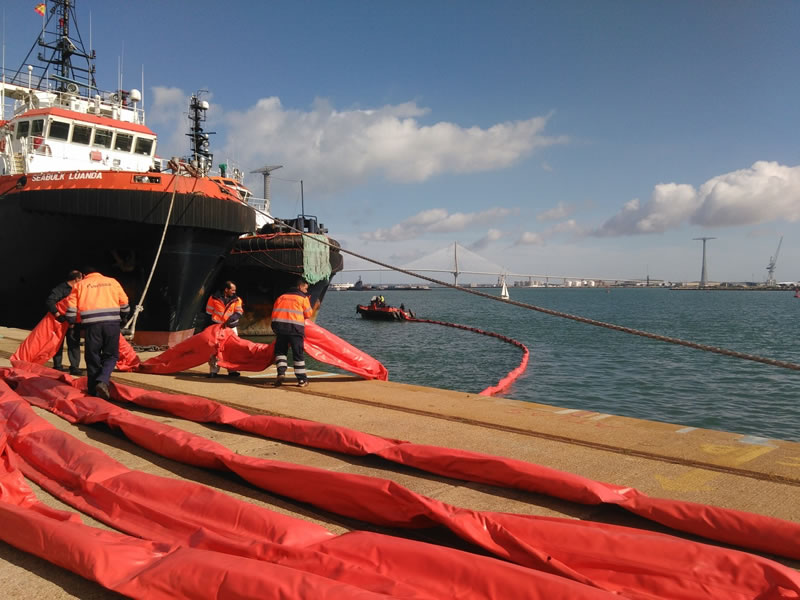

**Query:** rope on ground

left=255, top=216, right=800, bottom=372
left=408, top=317, right=529, bottom=396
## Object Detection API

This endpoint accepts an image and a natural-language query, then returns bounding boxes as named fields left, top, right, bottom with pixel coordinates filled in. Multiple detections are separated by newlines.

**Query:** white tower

left=250, top=165, right=283, bottom=214
left=693, top=237, right=716, bottom=288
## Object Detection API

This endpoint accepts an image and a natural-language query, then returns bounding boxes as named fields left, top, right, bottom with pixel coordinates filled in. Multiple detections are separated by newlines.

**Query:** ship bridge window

left=93, top=128, right=113, bottom=148
left=114, top=132, right=133, bottom=152
left=72, top=124, right=92, bottom=145
left=134, top=137, right=154, bottom=156
left=31, top=119, right=44, bottom=137
left=48, top=120, right=70, bottom=141
left=15, top=121, right=29, bottom=139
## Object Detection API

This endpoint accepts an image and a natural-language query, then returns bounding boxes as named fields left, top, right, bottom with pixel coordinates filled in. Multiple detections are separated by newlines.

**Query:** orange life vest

left=271, top=290, right=313, bottom=333
left=206, top=292, right=244, bottom=326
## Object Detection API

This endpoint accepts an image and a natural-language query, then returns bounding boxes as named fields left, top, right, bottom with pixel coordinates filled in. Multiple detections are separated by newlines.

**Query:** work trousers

left=209, top=327, right=238, bottom=374
left=53, top=325, right=81, bottom=370
left=274, top=333, right=307, bottom=382
left=84, top=321, right=120, bottom=395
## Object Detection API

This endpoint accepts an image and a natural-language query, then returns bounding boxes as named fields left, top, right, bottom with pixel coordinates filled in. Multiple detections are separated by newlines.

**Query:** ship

left=0, top=0, right=255, bottom=347
left=211, top=171, right=344, bottom=336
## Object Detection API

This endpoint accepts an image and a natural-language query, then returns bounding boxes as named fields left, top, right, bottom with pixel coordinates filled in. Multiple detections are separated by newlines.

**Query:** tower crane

left=766, top=236, right=783, bottom=287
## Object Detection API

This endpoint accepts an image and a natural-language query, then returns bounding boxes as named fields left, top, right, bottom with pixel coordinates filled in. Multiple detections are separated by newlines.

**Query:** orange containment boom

left=13, top=317, right=388, bottom=381
left=1, top=365, right=799, bottom=599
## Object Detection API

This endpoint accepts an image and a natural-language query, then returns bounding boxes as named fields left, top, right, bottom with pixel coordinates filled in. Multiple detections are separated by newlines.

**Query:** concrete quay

left=0, top=325, right=798, bottom=597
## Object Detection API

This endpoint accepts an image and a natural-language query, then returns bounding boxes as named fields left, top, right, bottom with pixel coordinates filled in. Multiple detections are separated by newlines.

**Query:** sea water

left=316, top=287, right=800, bottom=442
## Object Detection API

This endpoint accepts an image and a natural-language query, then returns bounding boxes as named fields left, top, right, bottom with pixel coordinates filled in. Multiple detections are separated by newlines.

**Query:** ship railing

left=0, top=68, right=146, bottom=124
left=281, top=214, right=327, bottom=235
left=16, top=137, right=30, bottom=173
left=247, top=197, right=268, bottom=212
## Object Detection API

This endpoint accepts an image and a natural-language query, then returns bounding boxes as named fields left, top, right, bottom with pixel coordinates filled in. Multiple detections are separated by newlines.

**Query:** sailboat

left=500, top=274, right=510, bottom=299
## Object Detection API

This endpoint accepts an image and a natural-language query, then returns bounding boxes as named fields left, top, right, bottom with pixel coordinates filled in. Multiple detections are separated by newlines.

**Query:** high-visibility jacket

left=271, top=289, right=313, bottom=335
left=66, top=272, right=129, bottom=325
left=206, top=292, right=244, bottom=327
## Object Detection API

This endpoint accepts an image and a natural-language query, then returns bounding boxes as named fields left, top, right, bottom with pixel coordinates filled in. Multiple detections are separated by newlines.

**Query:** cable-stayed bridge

left=344, top=243, right=659, bottom=286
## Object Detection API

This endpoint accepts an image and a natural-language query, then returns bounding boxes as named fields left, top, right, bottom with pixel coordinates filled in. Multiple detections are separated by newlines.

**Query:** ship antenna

left=187, top=91, right=215, bottom=176
left=11, top=0, right=96, bottom=94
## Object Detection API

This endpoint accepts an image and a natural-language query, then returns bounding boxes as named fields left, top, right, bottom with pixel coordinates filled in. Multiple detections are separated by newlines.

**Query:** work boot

left=95, top=382, right=111, bottom=401
left=272, top=375, right=285, bottom=387
left=227, top=371, right=241, bottom=377
left=297, top=380, right=308, bottom=388
left=69, top=367, right=82, bottom=376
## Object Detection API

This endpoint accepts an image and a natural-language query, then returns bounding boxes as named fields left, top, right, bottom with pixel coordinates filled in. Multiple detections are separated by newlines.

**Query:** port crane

left=766, top=236, right=783, bottom=286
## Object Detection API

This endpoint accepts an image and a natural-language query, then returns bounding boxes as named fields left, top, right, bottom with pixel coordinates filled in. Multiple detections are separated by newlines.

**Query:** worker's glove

left=55, top=313, right=67, bottom=323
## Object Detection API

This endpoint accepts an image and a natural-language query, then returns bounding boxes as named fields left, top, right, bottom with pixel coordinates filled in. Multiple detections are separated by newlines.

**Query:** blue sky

left=5, top=1, right=800, bottom=283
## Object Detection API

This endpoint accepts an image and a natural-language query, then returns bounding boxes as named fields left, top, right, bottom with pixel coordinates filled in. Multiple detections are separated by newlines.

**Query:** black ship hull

left=213, top=229, right=344, bottom=336
left=0, top=183, right=255, bottom=346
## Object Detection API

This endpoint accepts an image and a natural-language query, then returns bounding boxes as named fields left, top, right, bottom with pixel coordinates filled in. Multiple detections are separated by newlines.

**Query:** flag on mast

left=34, top=4, right=46, bottom=17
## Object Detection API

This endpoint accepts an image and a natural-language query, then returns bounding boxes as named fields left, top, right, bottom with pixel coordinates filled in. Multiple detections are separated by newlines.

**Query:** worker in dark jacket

left=66, top=268, right=129, bottom=400
left=46, top=269, right=83, bottom=375
left=271, top=277, right=313, bottom=387
left=205, top=281, right=244, bottom=378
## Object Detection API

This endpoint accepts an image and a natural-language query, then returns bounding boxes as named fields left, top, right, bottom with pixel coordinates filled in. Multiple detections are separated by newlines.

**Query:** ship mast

left=187, top=91, right=214, bottom=176
left=13, top=0, right=96, bottom=93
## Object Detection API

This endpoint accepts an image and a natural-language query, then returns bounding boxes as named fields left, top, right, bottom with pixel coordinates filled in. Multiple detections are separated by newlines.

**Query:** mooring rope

left=124, top=171, right=190, bottom=339
left=408, top=317, right=530, bottom=395
left=259, top=215, right=800, bottom=372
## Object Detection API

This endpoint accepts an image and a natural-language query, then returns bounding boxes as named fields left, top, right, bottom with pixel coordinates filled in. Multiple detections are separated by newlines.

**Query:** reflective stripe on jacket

left=66, top=272, right=129, bottom=325
left=271, top=289, right=313, bottom=335
left=206, top=292, right=244, bottom=326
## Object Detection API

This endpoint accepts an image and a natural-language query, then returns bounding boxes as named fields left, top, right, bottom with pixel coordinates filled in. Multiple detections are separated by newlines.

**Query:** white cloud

left=537, top=202, right=574, bottom=222
left=515, top=231, right=545, bottom=246
left=146, top=89, right=567, bottom=196
left=692, top=161, right=800, bottom=226
left=548, top=219, right=583, bottom=235
left=218, top=98, right=566, bottom=195
left=147, top=86, right=192, bottom=158
left=361, top=207, right=511, bottom=242
left=593, top=183, right=698, bottom=236
left=469, top=228, right=504, bottom=251
left=593, top=162, right=800, bottom=237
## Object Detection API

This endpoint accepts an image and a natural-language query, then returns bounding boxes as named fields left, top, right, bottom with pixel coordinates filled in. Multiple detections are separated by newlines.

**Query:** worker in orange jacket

left=66, top=268, right=129, bottom=400
left=206, top=280, right=244, bottom=378
left=271, top=277, right=313, bottom=387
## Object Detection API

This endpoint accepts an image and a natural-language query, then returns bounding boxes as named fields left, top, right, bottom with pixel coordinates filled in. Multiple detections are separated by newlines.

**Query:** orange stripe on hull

left=0, top=172, right=242, bottom=203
